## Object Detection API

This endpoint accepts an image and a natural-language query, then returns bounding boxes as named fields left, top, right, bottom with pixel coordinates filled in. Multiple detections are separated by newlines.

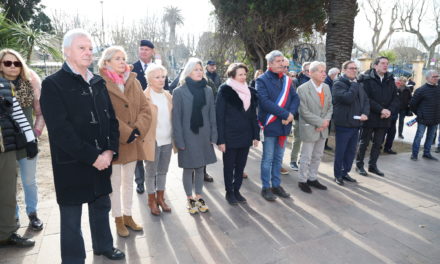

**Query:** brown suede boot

left=156, top=190, right=171, bottom=212
left=148, top=193, right=161, bottom=216
left=123, top=215, right=143, bottom=231
left=115, top=216, right=129, bottom=237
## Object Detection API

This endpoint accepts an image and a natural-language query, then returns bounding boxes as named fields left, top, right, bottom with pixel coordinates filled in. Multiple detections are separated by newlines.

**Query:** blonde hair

left=98, top=46, right=127, bottom=69
left=179, top=57, right=205, bottom=85
left=145, top=64, right=168, bottom=83
left=0, top=49, right=31, bottom=81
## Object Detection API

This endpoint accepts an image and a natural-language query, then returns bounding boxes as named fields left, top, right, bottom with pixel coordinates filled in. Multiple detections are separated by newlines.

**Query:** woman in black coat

left=216, top=63, right=259, bottom=205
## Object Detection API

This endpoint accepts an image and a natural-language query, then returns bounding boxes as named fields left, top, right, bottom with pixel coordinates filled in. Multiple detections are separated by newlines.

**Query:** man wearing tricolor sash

left=256, top=50, right=299, bottom=201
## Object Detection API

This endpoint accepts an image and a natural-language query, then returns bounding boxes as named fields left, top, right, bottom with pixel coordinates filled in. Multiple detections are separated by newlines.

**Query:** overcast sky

left=42, top=0, right=437, bottom=54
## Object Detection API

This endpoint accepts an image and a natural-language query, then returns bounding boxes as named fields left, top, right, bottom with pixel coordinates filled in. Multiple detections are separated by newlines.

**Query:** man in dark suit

left=132, top=40, right=168, bottom=194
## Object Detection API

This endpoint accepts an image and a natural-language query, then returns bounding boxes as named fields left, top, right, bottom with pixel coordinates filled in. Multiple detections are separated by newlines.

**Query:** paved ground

left=1, top=118, right=439, bottom=264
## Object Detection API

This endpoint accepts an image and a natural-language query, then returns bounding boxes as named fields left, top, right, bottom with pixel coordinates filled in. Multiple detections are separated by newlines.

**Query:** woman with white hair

left=98, top=45, right=152, bottom=237
left=143, top=64, right=174, bottom=216
left=172, top=57, right=217, bottom=214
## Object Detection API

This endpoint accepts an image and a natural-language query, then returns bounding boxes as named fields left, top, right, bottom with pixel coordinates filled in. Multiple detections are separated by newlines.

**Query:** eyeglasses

left=284, top=66, right=289, bottom=69
left=2, top=60, right=22, bottom=67
left=432, top=76, right=439, bottom=78
left=347, top=67, right=358, bottom=70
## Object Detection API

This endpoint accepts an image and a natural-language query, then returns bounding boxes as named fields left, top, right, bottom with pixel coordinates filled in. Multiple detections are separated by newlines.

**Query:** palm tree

left=325, top=0, right=358, bottom=70
left=162, top=6, right=184, bottom=46
left=0, top=12, right=62, bottom=63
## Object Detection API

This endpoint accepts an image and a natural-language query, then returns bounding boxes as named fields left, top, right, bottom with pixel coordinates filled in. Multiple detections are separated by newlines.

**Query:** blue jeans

left=412, top=123, right=437, bottom=156
left=261, top=137, right=286, bottom=189
left=16, top=156, right=38, bottom=218
left=334, top=126, right=359, bottom=179
left=59, top=195, right=113, bottom=264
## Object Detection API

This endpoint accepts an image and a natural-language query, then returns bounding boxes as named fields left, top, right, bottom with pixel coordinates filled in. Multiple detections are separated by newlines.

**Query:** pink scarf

left=103, top=65, right=130, bottom=86
left=226, top=78, right=251, bottom=111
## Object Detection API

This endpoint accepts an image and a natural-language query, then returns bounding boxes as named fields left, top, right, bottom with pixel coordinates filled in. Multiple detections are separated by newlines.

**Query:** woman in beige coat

left=143, top=64, right=174, bottom=215
left=98, top=46, right=151, bottom=237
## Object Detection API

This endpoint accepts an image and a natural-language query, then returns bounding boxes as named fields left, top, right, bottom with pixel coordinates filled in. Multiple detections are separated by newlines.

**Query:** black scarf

left=186, top=77, right=207, bottom=134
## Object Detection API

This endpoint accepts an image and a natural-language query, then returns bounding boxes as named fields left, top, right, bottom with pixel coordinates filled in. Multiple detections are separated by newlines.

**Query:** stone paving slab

left=1, top=144, right=440, bottom=264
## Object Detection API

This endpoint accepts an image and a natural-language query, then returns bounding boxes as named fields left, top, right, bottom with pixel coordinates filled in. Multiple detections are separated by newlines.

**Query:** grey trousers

left=182, top=167, right=204, bottom=197
left=0, top=151, right=18, bottom=240
left=290, top=120, right=302, bottom=163
left=298, top=138, right=326, bottom=183
left=144, top=144, right=173, bottom=194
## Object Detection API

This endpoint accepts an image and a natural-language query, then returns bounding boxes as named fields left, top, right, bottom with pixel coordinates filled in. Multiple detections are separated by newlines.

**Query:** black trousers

left=134, top=160, right=145, bottom=185
left=59, top=195, right=113, bottom=264
left=398, top=110, right=407, bottom=136
left=223, top=147, right=250, bottom=192
left=356, top=127, right=386, bottom=168
left=384, top=118, right=397, bottom=151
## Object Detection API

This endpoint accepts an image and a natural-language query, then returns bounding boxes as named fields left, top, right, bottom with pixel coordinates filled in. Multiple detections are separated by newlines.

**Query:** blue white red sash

left=263, top=75, right=291, bottom=128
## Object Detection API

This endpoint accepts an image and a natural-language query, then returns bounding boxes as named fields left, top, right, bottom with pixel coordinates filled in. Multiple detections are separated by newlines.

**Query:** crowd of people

left=1, top=28, right=440, bottom=264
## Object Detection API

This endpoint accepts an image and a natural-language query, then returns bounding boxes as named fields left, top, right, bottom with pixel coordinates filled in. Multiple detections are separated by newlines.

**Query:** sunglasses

left=2, top=60, right=22, bottom=67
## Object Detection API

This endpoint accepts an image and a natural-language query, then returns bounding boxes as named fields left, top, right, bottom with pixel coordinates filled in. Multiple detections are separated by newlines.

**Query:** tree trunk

left=325, top=0, right=358, bottom=70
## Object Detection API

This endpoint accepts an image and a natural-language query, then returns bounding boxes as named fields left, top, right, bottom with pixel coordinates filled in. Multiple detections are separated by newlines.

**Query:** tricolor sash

left=260, top=75, right=292, bottom=147
left=263, top=75, right=292, bottom=127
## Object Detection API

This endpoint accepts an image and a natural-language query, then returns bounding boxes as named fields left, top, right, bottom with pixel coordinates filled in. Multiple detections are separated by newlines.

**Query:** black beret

left=207, top=60, right=216, bottom=65
left=140, top=40, right=154, bottom=49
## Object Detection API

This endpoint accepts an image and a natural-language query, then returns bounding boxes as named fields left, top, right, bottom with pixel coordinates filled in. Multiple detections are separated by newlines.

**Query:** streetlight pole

left=100, top=0, right=105, bottom=46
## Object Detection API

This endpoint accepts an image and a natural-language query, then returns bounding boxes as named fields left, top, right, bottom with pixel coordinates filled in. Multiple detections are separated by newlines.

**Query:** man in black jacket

left=332, top=61, right=369, bottom=185
left=410, top=70, right=440, bottom=161
left=355, top=57, right=399, bottom=177
left=40, top=29, right=124, bottom=263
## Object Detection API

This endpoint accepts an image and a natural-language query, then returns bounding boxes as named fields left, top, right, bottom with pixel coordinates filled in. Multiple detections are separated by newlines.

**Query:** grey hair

left=62, top=28, right=92, bottom=55
left=328, top=67, right=340, bottom=76
left=425, top=70, right=438, bottom=79
left=98, top=46, right=127, bottom=69
left=309, top=61, right=326, bottom=73
left=179, top=57, right=205, bottom=85
left=145, top=64, right=168, bottom=83
left=302, top=61, right=311, bottom=71
left=265, top=50, right=284, bottom=63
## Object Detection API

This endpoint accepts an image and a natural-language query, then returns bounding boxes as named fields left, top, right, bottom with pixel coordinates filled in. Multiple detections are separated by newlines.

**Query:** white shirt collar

left=66, top=61, right=93, bottom=83
left=310, top=79, right=323, bottom=93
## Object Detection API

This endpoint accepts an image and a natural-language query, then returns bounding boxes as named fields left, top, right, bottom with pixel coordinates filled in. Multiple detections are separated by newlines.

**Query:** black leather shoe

left=225, top=191, right=238, bottom=205
left=334, top=177, right=344, bottom=186
left=307, top=179, right=327, bottom=190
left=398, top=134, right=404, bottom=139
left=298, top=182, right=312, bottom=193
left=355, top=166, right=368, bottom=176
left=136, top=184, right=145, bottom=194
left=272, top=186, right=290, bottom=198
left=342, top=174, right=357, bottom=183
left=410, top=155, right=418, bottom=161
left=384, top=149, right=397, bottom=154
left=234, top=191, right=247, bottom=203
left=204, top=173, right=214, bottom=182
left=28, top=213, right=43, bottom=231
left=368, top=166, right=385, bottom=177
left=324, top=145, right=333, bottom=151
left=423, top=154, right=439, bottom=161
left=435, top=147, right=440, bottom=153
left=94, top=247, right=125, bottom=260
left=0, top=233, right=35, bottom=248
left=261, top=188, right=277, bottom=201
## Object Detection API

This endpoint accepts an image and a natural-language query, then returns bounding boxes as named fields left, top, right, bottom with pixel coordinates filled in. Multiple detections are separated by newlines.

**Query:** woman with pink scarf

left=98, top=46, right=151, bottom=237
left=216, top=63, right=260, bottom=205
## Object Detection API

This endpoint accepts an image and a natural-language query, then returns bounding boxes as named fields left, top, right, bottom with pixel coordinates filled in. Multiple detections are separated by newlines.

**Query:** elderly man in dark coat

left=410, top=70, right=440, bottom=161
left=40, top=29, right=124, bottom=263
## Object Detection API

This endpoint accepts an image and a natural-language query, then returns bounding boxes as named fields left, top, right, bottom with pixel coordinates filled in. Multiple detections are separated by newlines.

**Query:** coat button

left=125, top=104, right=128, bottom=108
left=128, top=121, right=131, bottom=125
